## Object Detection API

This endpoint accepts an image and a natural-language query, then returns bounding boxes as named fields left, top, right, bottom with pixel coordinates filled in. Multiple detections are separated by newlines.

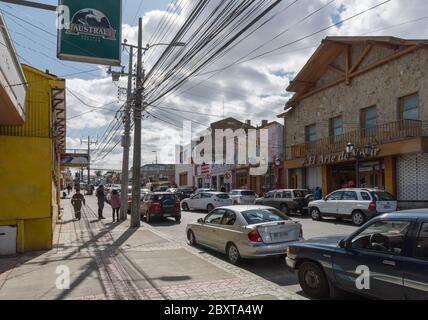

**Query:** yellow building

left=0, top=65, right=66, bottom=253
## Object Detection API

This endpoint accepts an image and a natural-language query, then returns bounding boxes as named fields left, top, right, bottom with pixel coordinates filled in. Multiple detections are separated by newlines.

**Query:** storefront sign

left=304, top=148, right=380, bottom=167
left=57, top=0, right=122, bottom=66
left=61, top=153, right=89, bottom=167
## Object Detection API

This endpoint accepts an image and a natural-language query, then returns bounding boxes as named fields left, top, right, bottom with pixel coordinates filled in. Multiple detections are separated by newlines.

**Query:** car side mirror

left=338, top=239, right=351, bottom=249
left=197, top=218, right=204, bottom=224
left=322, top=197, right=327, bottom=201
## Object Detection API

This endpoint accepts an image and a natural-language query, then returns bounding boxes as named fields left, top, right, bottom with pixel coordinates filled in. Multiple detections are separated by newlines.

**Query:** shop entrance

left=331, top=160, right=384, bottom=190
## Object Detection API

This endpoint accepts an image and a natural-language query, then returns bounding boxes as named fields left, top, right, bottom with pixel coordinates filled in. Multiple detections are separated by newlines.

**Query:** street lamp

left=345, top=142, right=375, bottom=188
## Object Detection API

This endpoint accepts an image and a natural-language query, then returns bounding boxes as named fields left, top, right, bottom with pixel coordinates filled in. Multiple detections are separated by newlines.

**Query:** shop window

left=305, top=124, right=317, bottom=142
left=329, top=116, right=343, bottom=142
left=361, top=106, right=377, bottom=136
left=399, top=93, right=419, bottom=121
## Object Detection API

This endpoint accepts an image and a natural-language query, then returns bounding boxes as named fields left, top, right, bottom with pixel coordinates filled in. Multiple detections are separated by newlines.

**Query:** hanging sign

left=57, top=0, right=122, bottom=66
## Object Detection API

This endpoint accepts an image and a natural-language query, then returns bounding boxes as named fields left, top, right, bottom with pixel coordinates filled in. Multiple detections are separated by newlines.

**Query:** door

left=320, top=191, right=343, bottom=214
left=333, top=220, right=410, bottom=299
left=202, top=209, right=226, bottom=249
left=0, top=226, right=17, bottom=256
left=290, top=174, right=297, bottom=189
left=339, top=191, right=359, bottom=216
left=189, top=193, right=202, bottom=209
left=403, top=221, right=428, bottom=299
left=211, top=210, right=239, bottom=252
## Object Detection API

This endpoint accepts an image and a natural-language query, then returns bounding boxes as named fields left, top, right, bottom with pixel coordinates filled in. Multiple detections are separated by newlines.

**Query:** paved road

left=143, top=209, right=359, bottom=298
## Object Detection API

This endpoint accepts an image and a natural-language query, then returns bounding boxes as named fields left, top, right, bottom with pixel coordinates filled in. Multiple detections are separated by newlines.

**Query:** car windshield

left=371, top=191, right=395, bottom=201
left=293, top=190, right=310, bottom=197
left=241, top=209, right=290, bottom=224
left=216, top=193, right=229, bottom=199
left=150, top=194, right=177, bottom=201
left=241, top=191, right=255, bottom=196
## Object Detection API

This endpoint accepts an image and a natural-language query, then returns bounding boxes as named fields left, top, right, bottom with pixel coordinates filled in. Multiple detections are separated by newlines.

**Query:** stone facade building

left=279, top=36, right=428, bottom=207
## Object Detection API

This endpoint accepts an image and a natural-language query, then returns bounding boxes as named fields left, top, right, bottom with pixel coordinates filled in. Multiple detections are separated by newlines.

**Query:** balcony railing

left=290, top=119, right=424, bottom=159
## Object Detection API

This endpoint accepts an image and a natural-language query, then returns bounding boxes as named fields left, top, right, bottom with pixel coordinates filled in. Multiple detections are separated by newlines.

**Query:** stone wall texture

left=284, top=47, right=428, bottom=159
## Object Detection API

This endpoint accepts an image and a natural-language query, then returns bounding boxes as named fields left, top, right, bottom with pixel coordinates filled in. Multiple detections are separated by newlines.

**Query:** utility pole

left=130, top=17, right=144, bottom=228
left=81, top=136, right=98, bottom=194
left=120, top=46, right=134, bottom=221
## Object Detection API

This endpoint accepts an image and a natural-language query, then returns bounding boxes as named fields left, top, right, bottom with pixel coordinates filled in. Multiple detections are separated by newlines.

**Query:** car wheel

left=310, top=207, right=321, bottom=221
left=351, top=211, right=366, bottom=226
left=207, top=204, right=214, bottom=212
left=188, top=230, right=197, bottom=246
left=226, top=243, right=241, bottom=265
left=280, top=204, right=290, bottom=215
left=175, top=216, right=181, bottom=222
left=182, top=202, right=189, bottom=211
left=298, top=261, right=330, bottom=299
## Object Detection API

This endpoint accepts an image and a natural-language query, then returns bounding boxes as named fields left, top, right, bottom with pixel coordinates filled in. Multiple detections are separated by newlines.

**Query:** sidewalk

left=0, top=195, right=303, bottom=300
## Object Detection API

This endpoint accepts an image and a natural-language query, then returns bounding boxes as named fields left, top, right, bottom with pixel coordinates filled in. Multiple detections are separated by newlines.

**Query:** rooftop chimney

left=261, top=120, right=268, bottom=127
left=245, top=120, right=251, bottom=126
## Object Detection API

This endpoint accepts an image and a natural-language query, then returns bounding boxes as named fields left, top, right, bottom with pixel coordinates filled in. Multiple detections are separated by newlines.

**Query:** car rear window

left=372, top=191, right=395, bottom=201
left=150, top=194, right=177, bottom=201
left=216, top=193, right=230, bottom=199
left=241, top=209, right=290, bottom=224
left=241, top=191, right=255, bottom=196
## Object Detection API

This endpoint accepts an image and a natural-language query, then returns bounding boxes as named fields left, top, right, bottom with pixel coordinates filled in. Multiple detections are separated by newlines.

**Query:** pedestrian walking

left=110, top=189, right=121, bottom=222
left=96, top=185, right=106, bottom=220
left=66, top=184, right=72, bottom=195
left=71, top=189, right=86, bottom=220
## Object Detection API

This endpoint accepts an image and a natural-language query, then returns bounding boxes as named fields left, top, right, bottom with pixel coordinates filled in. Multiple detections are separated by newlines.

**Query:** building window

left=361, top=106, right=377, bottom=136
left=305, top=124, right=317, bottom=142
left=236, top=172, right=247, bottom=188
left=399, top=93, right=419, bottom=121
left=329, top=116, right=343, bottom=142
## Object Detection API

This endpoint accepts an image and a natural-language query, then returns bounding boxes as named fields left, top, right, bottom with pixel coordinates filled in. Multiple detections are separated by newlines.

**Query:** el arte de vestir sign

left=303, top=148, right=380, bottom=167
left=57, top=0, right=122, bottom=66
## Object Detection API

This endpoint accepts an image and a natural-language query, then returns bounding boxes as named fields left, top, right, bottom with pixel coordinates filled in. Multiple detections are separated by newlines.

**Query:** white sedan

left=181, top=192, right=233, bottom=212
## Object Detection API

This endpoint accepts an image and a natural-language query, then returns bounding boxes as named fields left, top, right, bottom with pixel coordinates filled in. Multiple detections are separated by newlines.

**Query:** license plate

left=272, top=231, right=289, bottom=239
left=384, top=205, right=391, bottom=209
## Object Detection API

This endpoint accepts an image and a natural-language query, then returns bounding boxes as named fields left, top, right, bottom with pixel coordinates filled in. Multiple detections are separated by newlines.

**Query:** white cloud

left=65, top=0, right=428, bottom=169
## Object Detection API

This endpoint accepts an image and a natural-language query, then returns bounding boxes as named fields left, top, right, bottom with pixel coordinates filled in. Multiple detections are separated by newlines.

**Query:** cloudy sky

left=3, top=0, right=428, bottom=170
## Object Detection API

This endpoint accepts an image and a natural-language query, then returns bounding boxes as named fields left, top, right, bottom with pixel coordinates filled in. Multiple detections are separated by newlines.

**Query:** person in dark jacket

left=71, top=189, right=85, bottom=220
left=96, top=185, right=106, bottom=219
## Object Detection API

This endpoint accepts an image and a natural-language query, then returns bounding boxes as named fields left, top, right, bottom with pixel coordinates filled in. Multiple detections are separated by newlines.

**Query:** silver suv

left=308, top=188, right=397, bottom=226
left=229, top=189, right=256, bottom=205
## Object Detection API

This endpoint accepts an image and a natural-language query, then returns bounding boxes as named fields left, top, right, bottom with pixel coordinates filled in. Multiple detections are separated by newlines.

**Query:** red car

left=140, top=192, right=181, bottom=222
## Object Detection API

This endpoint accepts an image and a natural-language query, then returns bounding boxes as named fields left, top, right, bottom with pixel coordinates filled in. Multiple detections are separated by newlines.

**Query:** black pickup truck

left=286, top=210, right=428, bottom=300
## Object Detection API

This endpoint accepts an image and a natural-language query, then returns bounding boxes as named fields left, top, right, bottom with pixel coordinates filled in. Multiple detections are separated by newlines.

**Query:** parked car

left=140, top=192, right=181, bottom=222
left=127, top=187, right=150, bottom=212
left=229, top=189, right=256, bottom=205
left=181, top=192, right=233, bottom=212
left=286, top=210, right=428, bottom=300
left=168, top=188, right=194, bottom=201
left=194, top=188, right=216, bottom=194
left=186, top=205, right=303, bottom=265
left=255, top=189, right=311, bottom=215
left=308, top=188, right=397, bottom=226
